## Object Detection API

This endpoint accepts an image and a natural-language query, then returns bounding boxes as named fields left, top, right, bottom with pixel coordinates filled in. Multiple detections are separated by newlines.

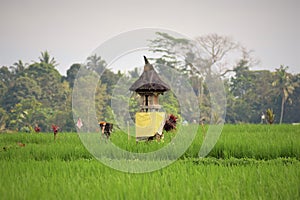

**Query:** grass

left=0, top=124, right=299, bottom=199
left=206, top=124, right=300, bottom=159
left=0, top=158, right=299, bottom=199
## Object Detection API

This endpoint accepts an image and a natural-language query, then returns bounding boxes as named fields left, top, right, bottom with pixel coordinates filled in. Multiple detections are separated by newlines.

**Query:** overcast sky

left=1, top=0, right=299, bottom=75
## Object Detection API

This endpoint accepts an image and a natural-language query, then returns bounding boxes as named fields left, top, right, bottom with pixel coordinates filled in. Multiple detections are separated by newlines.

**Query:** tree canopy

left=0, top=35, right=299, bottom=132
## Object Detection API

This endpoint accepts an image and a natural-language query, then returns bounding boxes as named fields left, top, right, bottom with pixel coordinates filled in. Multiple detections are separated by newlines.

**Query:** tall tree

left=227, top=49, right=273, bottom=123
left=0, top=66, right=13, bottom=86
left=272, top=65, right=298, bottom=124
left=86, top=54, right=106, bottom=75
left=3, top=76, right=42, bottom=111
left=65, top=63, right=82, bottom=88
left=24, top=62, right=63, bottom=109
left=0, top=107, right=9, bottom=130
left=149, top=32, right=194, bottom=74
left=285, top=73, right=300, bottom=122
left=100, top=69, right=121, bottom=95
left=230, top=61, right=252, bottom=98
left=0, top=66, right=15, bottom=110
left=38, top=50, right=58, bottom=66
left=8, top=98, right=49, bottom=131
left=128, top=67, right=141, bottom=79
left=10, top=60, right=28, bottom=75
left=195, top=33, right=239, bottom=76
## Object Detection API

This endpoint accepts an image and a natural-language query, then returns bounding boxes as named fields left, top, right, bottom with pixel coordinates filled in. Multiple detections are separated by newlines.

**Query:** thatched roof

left=129, top=56, right=170, bottom=94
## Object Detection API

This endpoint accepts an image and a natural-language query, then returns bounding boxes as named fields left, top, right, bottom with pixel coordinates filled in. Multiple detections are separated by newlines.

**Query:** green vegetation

left=0, top=33, right=299, bottom=198
left=0, top=124, right=299, bottom=199
left=1, top=33, right=300, bottom=133
left=266, top=108, right=275, bottom=124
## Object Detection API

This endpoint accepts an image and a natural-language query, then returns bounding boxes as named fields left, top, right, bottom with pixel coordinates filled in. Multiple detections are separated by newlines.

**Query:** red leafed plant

left=52, top=125, right=59, bottom=140
left=163, top=114, right=177, bottom=132
left=34, top=125, right=41, bottom=133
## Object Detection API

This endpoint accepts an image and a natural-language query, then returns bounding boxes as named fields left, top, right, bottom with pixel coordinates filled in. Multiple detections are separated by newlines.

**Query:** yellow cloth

left=135, top=112, right=166, bottom=137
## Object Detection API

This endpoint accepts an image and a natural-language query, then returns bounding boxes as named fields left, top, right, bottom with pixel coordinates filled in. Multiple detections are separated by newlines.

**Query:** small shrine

left=129, top=56, right=170, bottom=140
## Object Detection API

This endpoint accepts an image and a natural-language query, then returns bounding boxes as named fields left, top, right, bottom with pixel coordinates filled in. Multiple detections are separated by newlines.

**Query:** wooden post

left=145, top=95, right=149, bottom=112
left=153, top=94, right=159, bottom=105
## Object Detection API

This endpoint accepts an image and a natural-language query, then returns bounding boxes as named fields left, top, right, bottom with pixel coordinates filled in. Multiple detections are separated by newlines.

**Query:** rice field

left=0, top=124, right=299, bottom=199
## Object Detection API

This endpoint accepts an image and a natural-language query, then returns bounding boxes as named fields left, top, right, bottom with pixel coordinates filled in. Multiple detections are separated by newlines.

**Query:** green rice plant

left=0, top=158, right=299, bottom=199
left=184, top=124, right=300, bottom=159
left=1, top=124, right=299, bottom=161
left=0, top=125, right=299, bottom=199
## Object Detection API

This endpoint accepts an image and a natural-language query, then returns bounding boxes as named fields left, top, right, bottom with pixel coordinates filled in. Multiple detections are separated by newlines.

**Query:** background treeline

left=0, top=33, right=299, bottom=132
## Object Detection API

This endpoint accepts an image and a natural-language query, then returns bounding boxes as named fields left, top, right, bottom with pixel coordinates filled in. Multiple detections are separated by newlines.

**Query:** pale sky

left=1, top=0, right=299, bottom=75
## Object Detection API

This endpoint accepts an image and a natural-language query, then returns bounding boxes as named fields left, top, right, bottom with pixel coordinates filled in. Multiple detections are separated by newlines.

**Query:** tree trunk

left=280, top=95, right=285, bottom=124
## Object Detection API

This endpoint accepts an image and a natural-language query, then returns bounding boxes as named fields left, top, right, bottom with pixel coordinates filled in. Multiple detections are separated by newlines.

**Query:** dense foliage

left=1, top=32, right=300, bottom=132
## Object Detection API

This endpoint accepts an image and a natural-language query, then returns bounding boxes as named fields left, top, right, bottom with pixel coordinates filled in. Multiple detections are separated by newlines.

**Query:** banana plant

left=266, top=108, right=275, bottom=124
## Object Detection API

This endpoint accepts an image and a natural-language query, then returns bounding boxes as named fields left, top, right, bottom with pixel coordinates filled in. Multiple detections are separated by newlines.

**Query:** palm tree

left=38, top=51, right=58, bottom=66
left=86, top=54, right=106, bottom=75
left=272, top=65, right=297, bottom=124
left=10, top=60, right=27, bottom=74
